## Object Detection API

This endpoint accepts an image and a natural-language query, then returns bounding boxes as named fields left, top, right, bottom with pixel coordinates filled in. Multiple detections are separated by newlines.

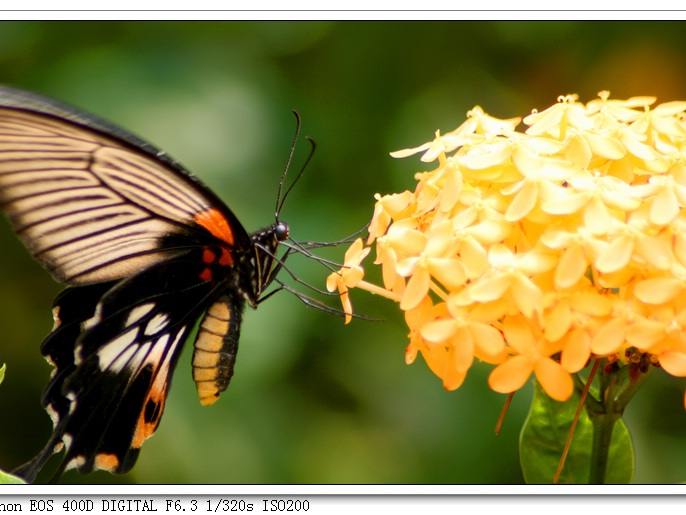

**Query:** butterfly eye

left=275, top=222, right=289, bottom=241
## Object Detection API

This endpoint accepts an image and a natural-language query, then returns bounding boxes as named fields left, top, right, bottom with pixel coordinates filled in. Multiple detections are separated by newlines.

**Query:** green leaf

left=520, top=380, right=634, bottom=484
left=1, top=364, right=26, bottom=484
left=0, top=468, right=25, bottom=485
left=0, top=364, right=24, bottom=484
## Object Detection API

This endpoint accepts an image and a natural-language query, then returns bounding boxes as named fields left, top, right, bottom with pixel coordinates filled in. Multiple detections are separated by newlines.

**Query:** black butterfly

left=0, top=85, right=296, bottom=482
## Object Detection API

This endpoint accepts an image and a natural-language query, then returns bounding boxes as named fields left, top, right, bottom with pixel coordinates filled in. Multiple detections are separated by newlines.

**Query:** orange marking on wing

left=195, top=208, right=235, bottom=246
left=132, top=370, right=169, bottom=449
left=132, top=405, right=161, bottom=449
left=94, top=453, right=120, bottom=472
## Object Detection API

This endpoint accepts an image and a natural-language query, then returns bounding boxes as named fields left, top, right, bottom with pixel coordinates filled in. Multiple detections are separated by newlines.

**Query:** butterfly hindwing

left=18, top=249, right=232, bottom=480
left=39, top=283, right=117, bottom=429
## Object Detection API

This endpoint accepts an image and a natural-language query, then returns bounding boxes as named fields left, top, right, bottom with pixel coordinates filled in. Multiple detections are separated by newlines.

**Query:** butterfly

left=0, top=85, right=298, bottom=483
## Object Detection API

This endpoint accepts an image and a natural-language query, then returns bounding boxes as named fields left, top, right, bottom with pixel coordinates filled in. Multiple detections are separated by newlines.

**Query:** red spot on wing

left=195, top=208, right=236, bottom=246
left=199, top=246, right=234, bottom=282
left=219, top=248, right=233, bottom=266
left=202, top=246, right=234, bottom=268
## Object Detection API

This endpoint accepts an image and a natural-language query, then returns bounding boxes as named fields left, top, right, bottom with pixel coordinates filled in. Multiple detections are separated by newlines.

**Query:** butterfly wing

left=0, top=86, right=260, bottom=481
left=0, top=85, right=252, bottom=284
left=16, top=248, right=240, bottom=481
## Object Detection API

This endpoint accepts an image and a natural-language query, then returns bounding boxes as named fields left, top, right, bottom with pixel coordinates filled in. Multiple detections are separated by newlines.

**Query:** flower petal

left=633, top=277, right=683, bottom=304
left=544, top=302, right=572, bottom=342
left=505, top=180, right=538, bottom=222
left=659, top=350, right=686, bottom=377
left=534, top=358, right=574, bottom=401
left=326, top=272, right=341, bottom=293
left=583, top=196, right=612, bottom=235
left=591, top=317, right=627, bottom=355
left=584, top=132, right=626, bottom=160
left=503, top=315, right=535, bottom=355
left=389, top=229, right=426, bottom=255
left=400, top=267, right=431, bottom=311
left=561, top=328, right=591, bottom=373
left=555, top=244, right=587, bottom=289
left=421, top=319, right=457, bottom=343
left=650, top=188, right=680, bottom=226
left=569, top=292, right=613, bottom=316
left=459, top=237, right=488, bottom=279
left=488, top=355, right=534, bottom=393
left=626, top=319, right=666, bottom=349
left=390, top=142, right=431, bottom=159
left=543, top=191, right=589, bottom=216
left=439, top=165, right=463, bottom=212
left=635, top=235, right=673, bottom=270
left=511, top=275, right=544, bottom=318
left=470, top=322, right=505, bottom=356
left=468, top=274, right=512, bottom=303
left=428, top=257, right=467, bottom=291
left=451, top=329, right=475, bottom=373
left=595, top=234, right=633, bottom=274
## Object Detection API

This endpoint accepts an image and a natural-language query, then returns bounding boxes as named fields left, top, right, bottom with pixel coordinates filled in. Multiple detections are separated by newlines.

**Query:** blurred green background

left=2, top=20, right=686, bottom=485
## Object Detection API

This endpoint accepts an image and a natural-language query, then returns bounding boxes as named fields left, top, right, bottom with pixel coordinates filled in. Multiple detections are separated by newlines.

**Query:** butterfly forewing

left=0, top=98, right=251, bottom=285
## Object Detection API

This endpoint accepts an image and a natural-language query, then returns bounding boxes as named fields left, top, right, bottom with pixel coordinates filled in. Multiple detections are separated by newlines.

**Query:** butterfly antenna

left=275, top=113, right=317, bottom=220
left=275, top=110, right=300, bottom=219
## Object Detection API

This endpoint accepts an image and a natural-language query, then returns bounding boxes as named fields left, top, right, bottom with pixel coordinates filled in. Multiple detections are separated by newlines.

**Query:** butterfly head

left=238, top=221, right=289, bottom=307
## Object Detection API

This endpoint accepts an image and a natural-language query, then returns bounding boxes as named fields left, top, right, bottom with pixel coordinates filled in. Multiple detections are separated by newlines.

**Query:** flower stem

left=588, top=407, right=621, bottom=484
left=583, top=359, right=653, bottom=484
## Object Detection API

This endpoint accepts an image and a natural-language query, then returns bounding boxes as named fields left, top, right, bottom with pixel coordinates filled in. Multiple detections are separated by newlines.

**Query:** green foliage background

left=1, top=20, right=686, bottom=484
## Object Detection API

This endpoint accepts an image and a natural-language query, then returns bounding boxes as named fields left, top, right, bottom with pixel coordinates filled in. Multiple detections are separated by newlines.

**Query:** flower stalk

left=583, top=358, right=653, bottom=483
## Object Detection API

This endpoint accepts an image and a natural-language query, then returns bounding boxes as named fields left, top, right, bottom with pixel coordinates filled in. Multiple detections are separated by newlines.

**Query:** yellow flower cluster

left=327, top=92, right=686, bottom=403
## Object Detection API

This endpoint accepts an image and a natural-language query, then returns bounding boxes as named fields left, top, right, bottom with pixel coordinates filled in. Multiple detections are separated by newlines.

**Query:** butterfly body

left=0, top=86, right=289, bottom=481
